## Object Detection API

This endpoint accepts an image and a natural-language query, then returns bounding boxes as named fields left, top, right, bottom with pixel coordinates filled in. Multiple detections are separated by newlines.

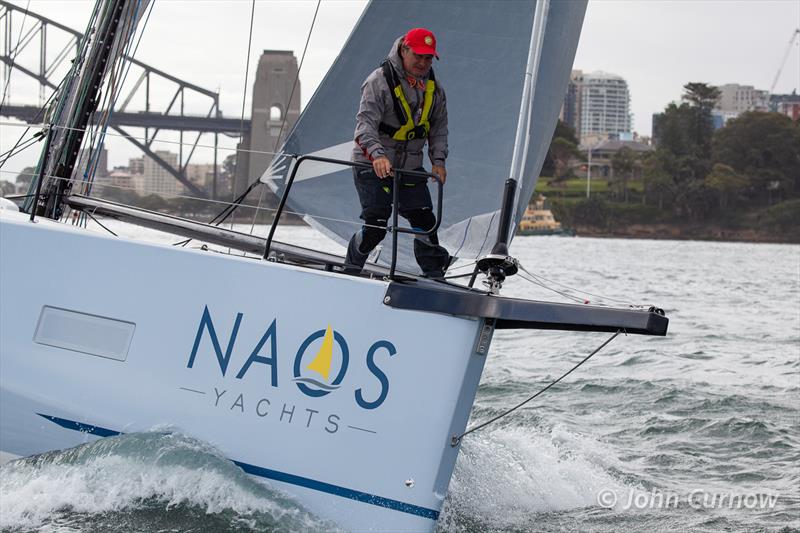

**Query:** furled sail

left=24, top=0, right=152, bottom=217
left=263, top=0, right=586, bottom=272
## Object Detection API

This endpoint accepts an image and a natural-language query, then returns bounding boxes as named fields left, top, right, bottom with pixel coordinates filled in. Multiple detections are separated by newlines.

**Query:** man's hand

left=431, top=165, right=447, bottom=184
left=372, top=156, right=394, bottom=179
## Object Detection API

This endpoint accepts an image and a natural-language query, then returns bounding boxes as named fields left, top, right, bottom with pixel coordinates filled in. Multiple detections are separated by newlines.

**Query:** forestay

left=262, top=0, right=586, bottom=272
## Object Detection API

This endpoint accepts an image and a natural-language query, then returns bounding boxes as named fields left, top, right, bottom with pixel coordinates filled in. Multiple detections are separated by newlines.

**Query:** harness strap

left=378, top=61, right=436, bottom=142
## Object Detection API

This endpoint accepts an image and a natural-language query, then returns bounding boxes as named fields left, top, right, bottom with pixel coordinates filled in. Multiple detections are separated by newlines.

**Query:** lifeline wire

left=0, top=169, right=375, bottom=231
left=451, top=329, right=622, bottom=447
left=0, top=121, right=284, bottom=158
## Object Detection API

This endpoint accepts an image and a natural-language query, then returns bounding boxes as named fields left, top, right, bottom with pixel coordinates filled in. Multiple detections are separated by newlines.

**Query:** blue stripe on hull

left=36, top=413, right=439, bottom=520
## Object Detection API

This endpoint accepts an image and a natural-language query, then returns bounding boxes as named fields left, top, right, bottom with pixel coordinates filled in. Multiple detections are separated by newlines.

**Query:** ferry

left=518, top=195, right=575, bottom=236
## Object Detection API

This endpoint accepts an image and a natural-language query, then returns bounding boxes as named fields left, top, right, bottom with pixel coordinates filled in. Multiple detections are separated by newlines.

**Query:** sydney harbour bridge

left=0, top=0, right=299, bottom=200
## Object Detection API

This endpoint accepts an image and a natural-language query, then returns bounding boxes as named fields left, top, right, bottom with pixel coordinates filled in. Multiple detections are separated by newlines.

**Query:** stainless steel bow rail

left=263, top=154, right=444, bottom=280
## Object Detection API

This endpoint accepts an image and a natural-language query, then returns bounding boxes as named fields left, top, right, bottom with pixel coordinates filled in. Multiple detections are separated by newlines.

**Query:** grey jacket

left=352, top=36, right=448, bottom=171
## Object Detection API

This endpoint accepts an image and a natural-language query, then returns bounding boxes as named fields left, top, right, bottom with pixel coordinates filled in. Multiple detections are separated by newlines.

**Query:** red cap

left=403, top=28, right=439, bottom=59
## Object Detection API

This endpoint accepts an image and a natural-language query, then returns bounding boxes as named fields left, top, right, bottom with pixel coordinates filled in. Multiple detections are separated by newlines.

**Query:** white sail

left=263, top=0, right=587, bottom=271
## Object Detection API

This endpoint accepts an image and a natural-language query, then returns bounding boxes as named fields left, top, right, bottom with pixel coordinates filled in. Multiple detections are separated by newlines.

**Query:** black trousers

left=345, top=166, right=449, bottom=275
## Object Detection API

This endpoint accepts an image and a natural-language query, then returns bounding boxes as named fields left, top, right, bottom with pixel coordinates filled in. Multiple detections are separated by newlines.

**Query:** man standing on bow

left=344, top=27, right=450, bottom=277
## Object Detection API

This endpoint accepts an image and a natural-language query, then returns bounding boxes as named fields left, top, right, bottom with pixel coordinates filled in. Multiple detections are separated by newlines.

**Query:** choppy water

left=2, top=225, right=798, bottom=532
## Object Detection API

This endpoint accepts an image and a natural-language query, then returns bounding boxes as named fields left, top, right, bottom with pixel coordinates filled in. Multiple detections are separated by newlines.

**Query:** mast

left=32, top=0, right=134, bottom=220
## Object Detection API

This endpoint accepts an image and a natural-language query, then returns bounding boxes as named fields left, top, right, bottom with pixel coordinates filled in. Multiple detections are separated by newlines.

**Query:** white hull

left=0, top=210, right=490, bottom=531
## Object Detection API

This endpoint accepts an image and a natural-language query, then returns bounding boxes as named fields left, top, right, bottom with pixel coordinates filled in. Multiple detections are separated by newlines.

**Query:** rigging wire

left=0, top=78, right=64, bottom=171
left=232, top=0, right=257, bottom=229
left=250, top=0, right=322, bottom=237
left=0, top=132, right=44, bottom=162
left=518, top=262, right=644, bottom=307
left=0, top=121, right=284, bottom=158
left=34, top=0, right=111, bottom=219
left=78, top=0, right=153, bottom=227
left=451, top=329, right=623, bottom=447
left=272, top=0, right=320, bottom=152
left=0, top=168, right=370, bottom=229
left=517, top=269, right=586, bottom=304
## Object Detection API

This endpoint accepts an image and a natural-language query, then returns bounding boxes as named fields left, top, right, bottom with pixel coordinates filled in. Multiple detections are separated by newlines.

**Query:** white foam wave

left=0, top=432, right=326, bottom=531
left=440, top=424, right=632, bottom=529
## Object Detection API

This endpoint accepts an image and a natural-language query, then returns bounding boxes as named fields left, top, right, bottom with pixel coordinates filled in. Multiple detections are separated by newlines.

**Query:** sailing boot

left=413, top=234, right=451, bottom=278
left=343, top=231, right=369, bottom=275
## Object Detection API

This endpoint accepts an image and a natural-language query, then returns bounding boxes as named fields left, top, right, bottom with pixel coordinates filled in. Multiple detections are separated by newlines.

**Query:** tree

left=642, top=151, right=675, bottom=210
left=704, top=163, right=747, bottom=209
left=550, top=137, right=581, bottom=179
left=712, top=111, right=800, bottom=204
left=682, top=82, right=721, bottom=112
left=611, top=147, right=637, bottom=202
left=681, top=82, right=720, bottom=162
left=15, top=166, right=36, bottom=188
left=220, top=153, right=237, bottom=198
left=137, top=193, right=168, bottom=212
left=540, top=120, right=579, bottom=178
left=649, top=87, right=721, bottom=219
left=0, top=180, right=15, bottom=196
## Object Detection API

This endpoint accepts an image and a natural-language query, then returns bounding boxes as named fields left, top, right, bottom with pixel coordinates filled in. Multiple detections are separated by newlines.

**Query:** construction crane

left=770, top=28, right=800, bottom=93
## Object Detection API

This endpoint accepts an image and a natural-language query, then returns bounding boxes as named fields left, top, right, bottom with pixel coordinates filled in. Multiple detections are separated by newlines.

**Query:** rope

left=82, top=208, right=118, bottom=236
left=450, top=329, right=622, bottom=447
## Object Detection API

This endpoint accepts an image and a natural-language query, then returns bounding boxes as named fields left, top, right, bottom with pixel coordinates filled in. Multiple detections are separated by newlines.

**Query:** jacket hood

left=387, top=36, right=405, bottom=74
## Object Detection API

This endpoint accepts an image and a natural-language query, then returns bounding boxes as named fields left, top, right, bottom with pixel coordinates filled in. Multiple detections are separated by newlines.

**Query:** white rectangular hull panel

left=0, top=210, right=489, bottom=531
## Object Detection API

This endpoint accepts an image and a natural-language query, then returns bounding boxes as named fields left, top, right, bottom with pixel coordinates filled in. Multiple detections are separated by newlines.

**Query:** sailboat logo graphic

left=292, top=325, right=350, bottom=398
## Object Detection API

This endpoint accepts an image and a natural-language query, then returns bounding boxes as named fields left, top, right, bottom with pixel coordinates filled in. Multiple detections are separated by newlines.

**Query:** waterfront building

left=129, top=157, right=144, bottom=175
left=710, top=83, right=770, bottom=127
left=565, top=70, right=632, bottom=142
left=143, top=150, right=184, bottom=198
left=185, top=163, right=218, bottom=190
left=716, top=83, right=770, bottom=114
left=576, top=139, right=653, bottom=179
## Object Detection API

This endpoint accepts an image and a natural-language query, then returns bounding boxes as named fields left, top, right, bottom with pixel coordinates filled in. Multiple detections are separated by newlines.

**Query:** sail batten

left=264, top=0, right=586, bottom=272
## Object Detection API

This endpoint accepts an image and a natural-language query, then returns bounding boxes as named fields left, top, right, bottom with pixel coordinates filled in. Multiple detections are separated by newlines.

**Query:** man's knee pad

left=407, top=209, right=439, bottom=245
left=359, top=214, right=389, bottom=253
left=406, top=209, right=436, bottom=232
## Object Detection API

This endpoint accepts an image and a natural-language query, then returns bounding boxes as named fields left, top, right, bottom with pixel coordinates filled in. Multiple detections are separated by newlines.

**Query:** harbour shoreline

left=570, top=223, right=799, bottom=244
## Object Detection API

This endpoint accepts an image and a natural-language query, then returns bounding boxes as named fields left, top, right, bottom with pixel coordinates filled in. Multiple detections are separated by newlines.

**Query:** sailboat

left=0, top=1, right=668, bottom=531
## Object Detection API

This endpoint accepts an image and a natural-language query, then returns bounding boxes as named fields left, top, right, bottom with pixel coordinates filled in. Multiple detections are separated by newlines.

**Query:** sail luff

left=508, top=0, right=550, bottom=231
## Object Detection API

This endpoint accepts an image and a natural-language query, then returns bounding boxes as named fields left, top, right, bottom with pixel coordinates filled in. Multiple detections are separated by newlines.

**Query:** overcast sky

left=2, top=0, right=798, bottom=171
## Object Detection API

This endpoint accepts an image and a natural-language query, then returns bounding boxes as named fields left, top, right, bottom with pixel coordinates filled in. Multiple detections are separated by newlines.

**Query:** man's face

left=401, top=46, right=434, bottom=78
